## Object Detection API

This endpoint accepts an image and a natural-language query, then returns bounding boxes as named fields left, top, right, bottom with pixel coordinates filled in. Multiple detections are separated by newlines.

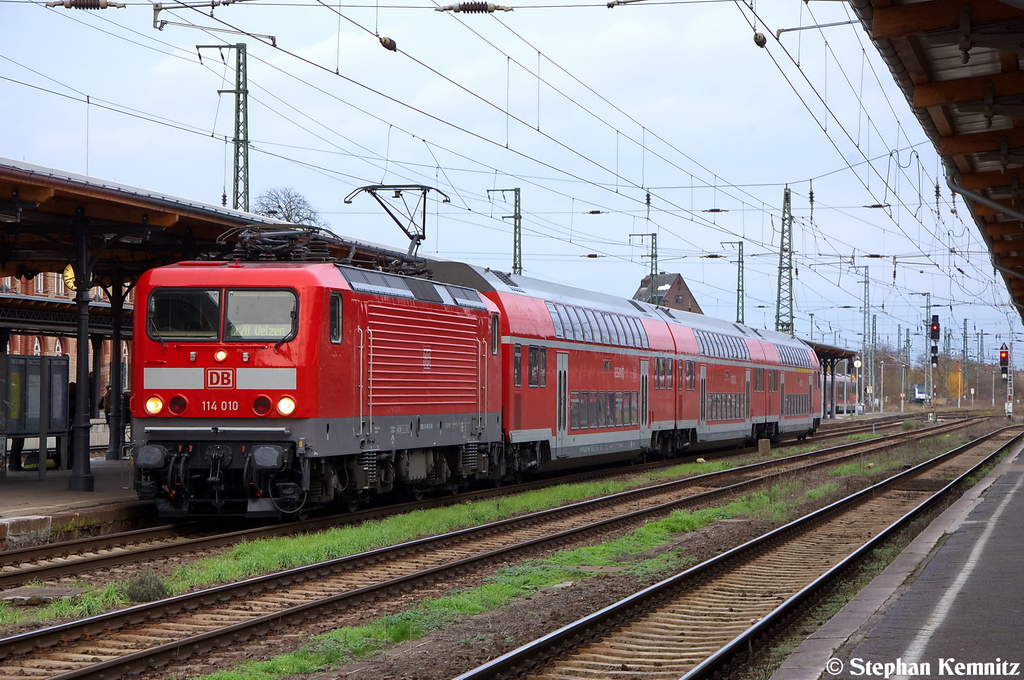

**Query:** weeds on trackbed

left=193, top=480, right=842, bottom=680
left=167, top=459, right=739, bottom=592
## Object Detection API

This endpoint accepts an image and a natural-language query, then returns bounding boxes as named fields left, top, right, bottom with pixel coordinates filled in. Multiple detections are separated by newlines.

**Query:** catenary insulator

left=379, top=36, right=397, bottom=51
left=436, top=2, right=512, bottom=11
left=46, top=0, right=126, bottom=8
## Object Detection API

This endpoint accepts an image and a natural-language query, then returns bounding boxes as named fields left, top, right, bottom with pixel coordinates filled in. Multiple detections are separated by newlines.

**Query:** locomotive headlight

left=276, top=396, right=296, bottom=415
left=145, top=396, right=164, bottom=415
left=214, top=349, right=228, bottom=362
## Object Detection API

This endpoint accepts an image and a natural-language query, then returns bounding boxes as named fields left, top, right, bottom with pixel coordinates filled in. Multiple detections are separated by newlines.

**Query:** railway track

left=0, top=418, right=995, bottom=679
left=0, top=416, right=981, bottom=591
left=452, top=427, right=1021, bottom=680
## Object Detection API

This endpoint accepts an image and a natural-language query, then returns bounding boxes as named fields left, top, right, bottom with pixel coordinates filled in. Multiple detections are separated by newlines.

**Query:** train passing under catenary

left=131, top=257, right=822, bottom=518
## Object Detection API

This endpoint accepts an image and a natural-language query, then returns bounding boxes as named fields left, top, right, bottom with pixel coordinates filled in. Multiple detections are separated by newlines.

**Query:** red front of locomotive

left=130, top=260, right=506, bottom=518
left=130, top=261, right=335, bottom=517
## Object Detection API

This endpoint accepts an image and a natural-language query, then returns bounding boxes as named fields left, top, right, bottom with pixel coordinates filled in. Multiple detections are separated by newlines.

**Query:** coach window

left=491, top=314, right=500, bottom=354
left=589, top=392, right=598, bottom=428
left=615, top=391, right=623, bottom=426
left=546, top=302, right=564, bottom=340
left=600, top=313, right=616, bottom=345
left=539, top=347, right=547, bottom=387
left=567, top=306, right=584, bottom=341
left=631, top=391, right=639, bottom=425
left=685, top=360, right=696, bottom=390
left=666, top=358, right=673, bottom=389
left=598, top=390, right=607, bottom=427
left=528, top=346, right=539, bottom=387
left=556, top=305, right=575, bottom=341
left=329, top=292, right=343, bottom=344
left=570, top=391, right=580, bottom=430
left=595, top=312, right=611, bottom=344
left=581, top=307, right=598, bottom=342
left=622, top=316, right=637, bottom=348
left=514, top=344, right=523, bottom=387
left=579, top=391, right=589, bottom=428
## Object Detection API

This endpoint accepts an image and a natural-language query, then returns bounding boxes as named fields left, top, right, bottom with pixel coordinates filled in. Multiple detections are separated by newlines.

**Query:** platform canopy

left=0, top=157, right=422, bottom=295
left=852, top=0, right=1024, bottom=322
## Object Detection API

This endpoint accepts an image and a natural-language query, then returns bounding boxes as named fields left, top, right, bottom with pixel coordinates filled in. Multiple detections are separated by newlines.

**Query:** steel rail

left=451, top=426, right=1019, bottom=680
left=0, top=420, right=990, bottom=677
left=0, top=416, right=982, bottom=591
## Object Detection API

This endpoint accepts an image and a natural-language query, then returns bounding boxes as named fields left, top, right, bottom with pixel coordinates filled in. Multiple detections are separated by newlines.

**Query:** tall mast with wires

left=775, top=187, right=794, bottom=335
left=200, top=43, right=249, bottom=212
left=723, top=241, right=744, bottom=324
left=630, top=233, right=658, bottom=304
left=487, top=188, right=522, bottom=275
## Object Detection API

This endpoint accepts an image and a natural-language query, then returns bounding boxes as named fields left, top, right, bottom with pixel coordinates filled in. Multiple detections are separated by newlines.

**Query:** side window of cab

left=330, top=292, right=342, bottom=344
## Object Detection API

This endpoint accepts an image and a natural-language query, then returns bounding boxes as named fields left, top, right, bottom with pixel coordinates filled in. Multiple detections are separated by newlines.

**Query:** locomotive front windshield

left=147, top=288, right=297, bottom=342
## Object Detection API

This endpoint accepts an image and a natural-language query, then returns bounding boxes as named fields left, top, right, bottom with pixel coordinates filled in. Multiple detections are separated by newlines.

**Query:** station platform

left=0, top=455, right=153, bottom=549
left=773, top=437, right=1024, bottom=680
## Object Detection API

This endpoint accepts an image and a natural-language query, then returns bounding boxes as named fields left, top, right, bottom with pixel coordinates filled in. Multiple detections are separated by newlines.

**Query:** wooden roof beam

left=984, top=221, right=1024, bottom=236
left=872, top=0, right=1024, bottom=40
left=996, top=254, right=1024, bottom=267
left=1, top=183, right=55, bottom=204
left=992, top=238, right=1024, bottom=253
left=914, top=71, right=1024, bottom=108
left=958, top=168, right=1024, bottom=190
left=941, top=127, right=1024, bottom=156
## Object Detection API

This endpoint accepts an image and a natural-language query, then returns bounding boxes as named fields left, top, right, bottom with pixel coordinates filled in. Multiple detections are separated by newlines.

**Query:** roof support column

left=105, top=280, right=127, bottom=461
left=68, top=230, right=94, bottom=492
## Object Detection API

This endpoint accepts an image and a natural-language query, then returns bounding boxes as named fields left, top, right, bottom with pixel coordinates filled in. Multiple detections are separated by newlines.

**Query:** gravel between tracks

left=143, top=481, right=863, bottom=680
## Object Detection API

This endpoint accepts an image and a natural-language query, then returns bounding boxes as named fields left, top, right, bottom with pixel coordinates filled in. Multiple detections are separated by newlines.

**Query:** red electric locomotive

left=131, top=256, right=821, bottom=518
left=132, top=260, right=504, bottom=517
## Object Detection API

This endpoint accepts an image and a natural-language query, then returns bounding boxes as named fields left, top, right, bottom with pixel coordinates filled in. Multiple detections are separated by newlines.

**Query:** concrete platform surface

left=1, top=457, right=152, bottom=548
left=772, top=440, right=1024, bottom=680
left=0, top=457, right=138, bottom=519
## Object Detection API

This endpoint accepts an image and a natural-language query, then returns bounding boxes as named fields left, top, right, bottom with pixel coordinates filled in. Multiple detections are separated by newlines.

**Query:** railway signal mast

left=1000, top=344, right=1013, bottom=419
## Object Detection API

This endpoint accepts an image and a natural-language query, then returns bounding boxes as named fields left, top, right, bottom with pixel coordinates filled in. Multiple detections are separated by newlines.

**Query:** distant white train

left=910, top=384, right=929, bottom=404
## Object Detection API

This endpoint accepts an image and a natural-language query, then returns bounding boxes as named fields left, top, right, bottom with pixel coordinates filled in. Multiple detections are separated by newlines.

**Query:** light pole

left=880, top=361, right=885, bottom=413
left=854, top=358, right=863, bottom=414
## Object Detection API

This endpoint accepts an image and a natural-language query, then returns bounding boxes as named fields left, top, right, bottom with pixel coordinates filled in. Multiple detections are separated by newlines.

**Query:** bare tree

left=253, top=187, right=329, bottom=228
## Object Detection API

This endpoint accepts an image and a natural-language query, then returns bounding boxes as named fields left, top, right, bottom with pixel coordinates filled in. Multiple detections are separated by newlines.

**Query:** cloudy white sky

left=2, top=0, right=1020, bottom=374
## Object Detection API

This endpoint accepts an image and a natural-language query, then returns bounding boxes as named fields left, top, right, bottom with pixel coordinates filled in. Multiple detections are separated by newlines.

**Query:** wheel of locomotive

left=408, top=487, right=425, bottom=502
left=339, top=492, right=361, bottom=513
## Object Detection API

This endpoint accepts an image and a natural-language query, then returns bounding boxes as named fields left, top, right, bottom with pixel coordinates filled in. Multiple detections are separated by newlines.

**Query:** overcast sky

left=3, top=0, right=1020, bottom=375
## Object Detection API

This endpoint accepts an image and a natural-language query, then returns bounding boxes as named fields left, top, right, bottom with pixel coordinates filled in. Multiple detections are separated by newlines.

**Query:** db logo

left=206, top=368, right=235, bottom=389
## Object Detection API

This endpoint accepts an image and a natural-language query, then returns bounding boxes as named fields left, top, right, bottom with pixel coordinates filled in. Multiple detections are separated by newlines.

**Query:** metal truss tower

left=487, top=188, right=522, bottom=275
left=199, top=43, right=249, bottom=212
left=630, top=233, right=659, bottom=304
left=723, top=241, right=745, bottom=324
left=775, top=187, right=794, bottom=335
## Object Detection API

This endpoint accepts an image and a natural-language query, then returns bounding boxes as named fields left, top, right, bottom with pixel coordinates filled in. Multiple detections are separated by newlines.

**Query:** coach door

left=745, top=369, right=751, bottom=422
left=640, top=359, right=650, bottom=442
left=699, top=364, right=707, bottom=424
left=555, top=353, right=569, bottom=456
left=780, top=372, right=786, bottom=418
